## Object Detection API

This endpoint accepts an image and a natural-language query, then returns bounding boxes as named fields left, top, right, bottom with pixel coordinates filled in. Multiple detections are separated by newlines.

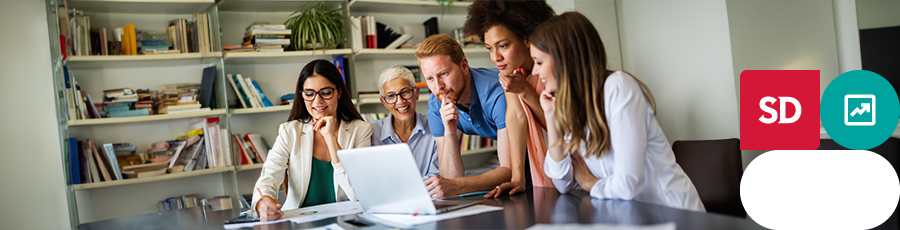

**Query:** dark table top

left=79, top=188, right=766, bottom=230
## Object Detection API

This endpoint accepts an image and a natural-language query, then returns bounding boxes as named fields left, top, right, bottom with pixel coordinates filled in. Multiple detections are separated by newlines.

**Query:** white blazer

left=251, top=119, right=372, bottom=211
left=544, top=71, right=706, bottom=212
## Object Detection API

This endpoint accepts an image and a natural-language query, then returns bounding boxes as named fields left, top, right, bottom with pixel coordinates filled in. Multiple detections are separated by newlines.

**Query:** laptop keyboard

left=433, top=202, right=458, bottom=210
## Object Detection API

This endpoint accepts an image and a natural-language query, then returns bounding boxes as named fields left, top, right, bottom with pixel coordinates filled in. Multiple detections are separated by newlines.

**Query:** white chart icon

left=844, top=94, right=876, bottom=126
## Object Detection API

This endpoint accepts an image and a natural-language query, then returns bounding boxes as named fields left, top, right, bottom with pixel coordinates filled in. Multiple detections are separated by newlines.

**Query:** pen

left=258, top=187, right=284, bottom=216
left=459, top=191, right=491, bottom=198
left=300, top=211, right=318, bottom=216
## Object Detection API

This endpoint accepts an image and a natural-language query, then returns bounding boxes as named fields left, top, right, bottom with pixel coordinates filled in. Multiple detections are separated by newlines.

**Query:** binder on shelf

left=69, top=138, right=82, bottom=184
left=244, top=77, right=266, bottom=108
left=198, top=66, right=216, bottom=108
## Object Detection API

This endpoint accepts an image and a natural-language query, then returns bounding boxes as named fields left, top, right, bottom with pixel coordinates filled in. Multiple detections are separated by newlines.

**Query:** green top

left=301, top=157, right=336, bottom=208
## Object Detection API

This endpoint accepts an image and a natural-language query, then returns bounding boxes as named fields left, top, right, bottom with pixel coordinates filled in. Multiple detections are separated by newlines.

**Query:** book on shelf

left=249, top=79, right=274, bottom=107
left=63, top=67, right=76, bottom=120
left=88, top=139, right=114, bottom=182
left=239, top=74, right=261, bottom=108
left=456, top=132, right=497, bottom=152
left=385, top=34, right=413, bottom=50
left=220, top=128, right=233, bottom=167
left=227, top=74, right=250, bottom=109
left=244, top=133, right=268, bottom=163
left=122, top=168, right=167, bottom=179
left=82, top=140, right=102, bottom=183
left=101, top=143, right=124, bottom=180
left=121, top=162, right=168, bottom=173
left=232, top=134, right=255, bottom=165
left=180, top=138, right=204, bottom=172
left=350, top=16, right=362, bottom=51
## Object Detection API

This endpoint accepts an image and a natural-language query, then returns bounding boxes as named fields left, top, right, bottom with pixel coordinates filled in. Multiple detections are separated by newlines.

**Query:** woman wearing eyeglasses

left=252, top=59, right=373, bottom=221
left=369, top=66, right=439, bottom=180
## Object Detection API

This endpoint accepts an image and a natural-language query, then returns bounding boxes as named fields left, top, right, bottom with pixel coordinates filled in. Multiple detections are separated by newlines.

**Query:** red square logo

left=740, top=70, right=820, bottom=150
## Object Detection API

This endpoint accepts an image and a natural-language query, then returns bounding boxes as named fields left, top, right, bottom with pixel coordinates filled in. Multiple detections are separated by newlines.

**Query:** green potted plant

left=284, top=1, right=347, bottom=52
left=436, top=0, right=453, bottom=18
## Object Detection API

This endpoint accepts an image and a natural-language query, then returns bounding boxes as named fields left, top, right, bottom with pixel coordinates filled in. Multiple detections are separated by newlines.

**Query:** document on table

left=526, top=222, right=676, bottom=230
left=303, top=223, right=346, bottom=230
left=224, top=201, right=363, bottom=229
left=362, top=205, right=503, bottom=228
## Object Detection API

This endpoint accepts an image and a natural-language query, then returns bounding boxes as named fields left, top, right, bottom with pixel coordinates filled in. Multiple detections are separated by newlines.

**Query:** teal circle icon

left=821, top=70, right=900, bottom=150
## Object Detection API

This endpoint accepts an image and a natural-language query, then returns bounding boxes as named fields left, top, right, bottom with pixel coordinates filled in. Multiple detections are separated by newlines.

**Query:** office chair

left=672, top=138, right=746, bottom=218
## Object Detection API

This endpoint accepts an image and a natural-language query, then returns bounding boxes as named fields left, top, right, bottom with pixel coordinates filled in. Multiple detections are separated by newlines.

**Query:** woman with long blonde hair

left=531, top=12, right=705, bottom=212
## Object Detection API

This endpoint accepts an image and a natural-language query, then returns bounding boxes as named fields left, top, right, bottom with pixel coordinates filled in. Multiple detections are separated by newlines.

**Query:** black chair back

left=672, top=138, right=746, bottom=218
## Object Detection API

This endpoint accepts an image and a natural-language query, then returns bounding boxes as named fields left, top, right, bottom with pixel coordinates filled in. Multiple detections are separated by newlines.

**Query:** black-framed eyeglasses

left=382, top=88, right=415, bottom=104
left=302, top=87, right=336, bottom=101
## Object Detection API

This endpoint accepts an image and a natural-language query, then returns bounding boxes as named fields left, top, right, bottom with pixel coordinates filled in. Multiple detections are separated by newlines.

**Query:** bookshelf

left=67, top=52, right=222, bottom=61
left=224, top=49, right=355, bottom=65
left=73, top=166, right=233, bottom=190
left=236, top=163, right=264, bottom=171
left=348, top=0, right=472, bottom=15
left=49, top=0, right=499, bottom=227
left=66, top=0, right=216, bottom=14
left=67, top=109, right=226, bottom=126
left=354, top=48, right=487, bottom=59
left=217, top=0, right=344, bottom=12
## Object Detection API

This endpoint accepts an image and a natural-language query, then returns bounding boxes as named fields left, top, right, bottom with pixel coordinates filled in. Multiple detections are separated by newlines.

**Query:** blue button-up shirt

left=428, top=67, right=507, bottom=140
left=369, top=112, right=440, bottom=179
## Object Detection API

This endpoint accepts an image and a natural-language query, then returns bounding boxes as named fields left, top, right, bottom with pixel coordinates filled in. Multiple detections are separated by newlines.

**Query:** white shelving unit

left=73, top=167, right=233, bottom=190
left=67, top=109, right=227, bottom=126
left=349, top=0, right=471, bottom=15
left=48, top=0, right=499, bottom=228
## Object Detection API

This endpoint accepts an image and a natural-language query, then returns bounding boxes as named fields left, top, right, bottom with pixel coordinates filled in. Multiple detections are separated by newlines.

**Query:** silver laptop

left=338, top=144, right=481, bottom=215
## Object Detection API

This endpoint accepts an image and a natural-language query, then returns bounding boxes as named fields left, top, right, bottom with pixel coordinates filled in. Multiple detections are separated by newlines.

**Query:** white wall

left=856, top=0, right=900, bottom=29
left=0, top=0, right=72, bottom=229
left=575, top=0, right=622, bottom=71
left=616, top=0, right=740, bottom=145
left=726, top=0, right=842, bottom=168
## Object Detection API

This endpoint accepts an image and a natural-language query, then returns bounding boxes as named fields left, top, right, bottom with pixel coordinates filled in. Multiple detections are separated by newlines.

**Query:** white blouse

left=544, top=71, right=706, bottom=212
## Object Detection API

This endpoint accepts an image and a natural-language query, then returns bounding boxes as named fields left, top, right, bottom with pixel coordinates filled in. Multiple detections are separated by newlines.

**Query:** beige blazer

left=251, top=119, right=372, bottom=211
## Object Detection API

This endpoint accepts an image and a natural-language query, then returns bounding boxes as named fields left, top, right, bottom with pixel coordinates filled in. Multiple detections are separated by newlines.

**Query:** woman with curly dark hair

left=464, top=0, right=556, bottom=198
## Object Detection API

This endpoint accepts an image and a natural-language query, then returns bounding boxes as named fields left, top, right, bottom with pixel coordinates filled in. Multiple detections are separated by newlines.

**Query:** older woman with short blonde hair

left=369, top=65, right=439, bottom=179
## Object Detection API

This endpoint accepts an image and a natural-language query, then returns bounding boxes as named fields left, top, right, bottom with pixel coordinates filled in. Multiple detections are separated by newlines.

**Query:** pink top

left=518, top=71, right=554, bottom=188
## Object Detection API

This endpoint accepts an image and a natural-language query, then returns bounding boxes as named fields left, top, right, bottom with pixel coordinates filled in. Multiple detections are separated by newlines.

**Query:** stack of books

left=227, top=74, right=273, bottom=108
left=223, top=44, right=255, bottom=54
left=103, top=88, right=150, bottom=118
left=244, top=24, right=291, bottom=52
left=156, top=85, right=205, bottom=114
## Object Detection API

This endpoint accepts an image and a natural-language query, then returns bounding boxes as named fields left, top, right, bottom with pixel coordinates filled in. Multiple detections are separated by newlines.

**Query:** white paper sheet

left=224, top=201, right=363, bottom=229
left=302, top=223, right=346, bottom=230
left=286, top=201, right=363, bottom=223
left=526, top=222, right=676, bottom=230
left=364, top=205, right=503, bottom=228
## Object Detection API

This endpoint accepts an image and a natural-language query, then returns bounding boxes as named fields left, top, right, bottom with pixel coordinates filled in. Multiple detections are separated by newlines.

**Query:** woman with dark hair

left=531, top=12, right=705, bottom=212
left=464, top=0, right=556, bottom=197
left=251, top=59, right=373, bottom=221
